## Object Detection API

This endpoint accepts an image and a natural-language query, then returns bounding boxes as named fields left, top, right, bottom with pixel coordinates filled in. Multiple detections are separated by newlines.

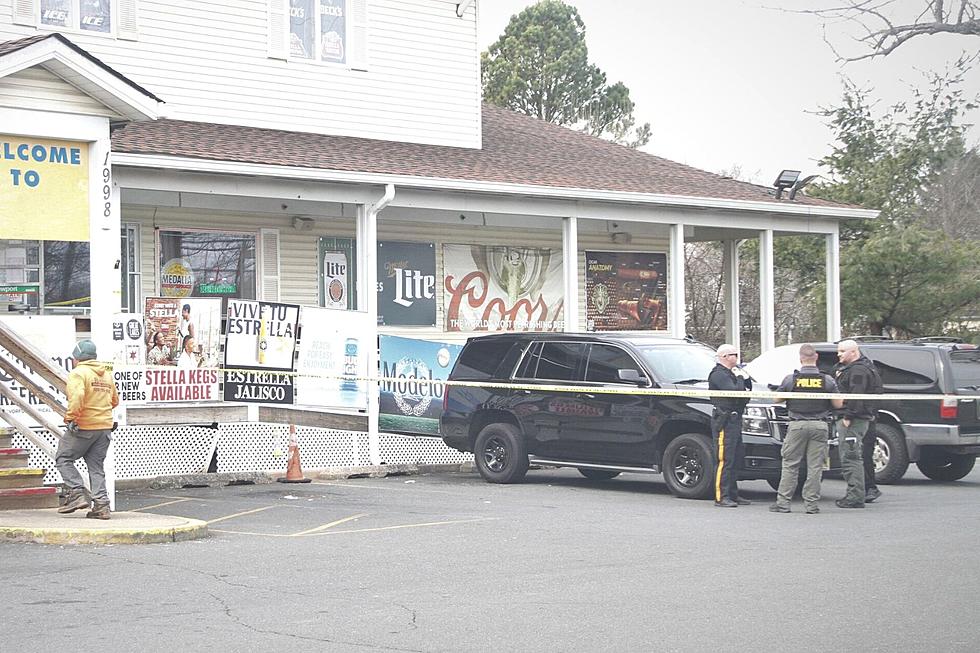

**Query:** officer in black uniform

left=708, top=344, right=752, bottom=507
left=769, top=344, right=843, bottom=514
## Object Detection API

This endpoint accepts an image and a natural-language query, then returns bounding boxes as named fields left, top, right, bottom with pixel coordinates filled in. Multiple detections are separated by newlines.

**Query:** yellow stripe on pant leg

left=715, top=428, right=725, bottom=503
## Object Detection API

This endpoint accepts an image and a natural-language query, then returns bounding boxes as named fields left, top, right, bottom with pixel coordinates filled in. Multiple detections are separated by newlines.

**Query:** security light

left=773, top=169, right=801, bottom=199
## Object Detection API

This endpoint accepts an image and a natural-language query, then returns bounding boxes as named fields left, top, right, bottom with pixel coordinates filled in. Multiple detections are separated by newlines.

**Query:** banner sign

left=379, top=335, right=461, bottom=436
left=585, top=251, right=668, bottom=331
left=0, top=316, right=74, bottom=427
left=443, top=244, right=564, bottom=332
left=142, top=297, right=222, bottom=402
left=224, top=300, right=300, bottom=404
left=377, top=241, right=436, bottom=326
left=295, top=307, right=371, bottom=410
left=0, top=136, right=89, bottom=242
left=109, top=312, right=146, bottom=403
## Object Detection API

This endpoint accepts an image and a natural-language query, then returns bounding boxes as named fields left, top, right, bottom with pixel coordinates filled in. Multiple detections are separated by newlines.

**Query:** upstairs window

left=16, top=0, right=139, bottom=40
left=41, top=0, right=110, bottom=33
left=270, top=0, right=367, bottom=69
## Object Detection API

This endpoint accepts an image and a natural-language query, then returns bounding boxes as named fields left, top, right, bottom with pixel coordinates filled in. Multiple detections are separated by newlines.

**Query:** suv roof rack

left=910, top=336, right=964, bottom=343
left=847, top=335, right=894, bottom=342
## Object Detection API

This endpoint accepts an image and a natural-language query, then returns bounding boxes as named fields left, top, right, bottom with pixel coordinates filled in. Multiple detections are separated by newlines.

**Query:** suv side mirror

left=617, top=369, right=648, bottom=386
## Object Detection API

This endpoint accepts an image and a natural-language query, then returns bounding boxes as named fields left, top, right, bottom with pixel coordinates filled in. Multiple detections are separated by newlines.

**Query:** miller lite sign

left=377, top=241, right=437, bottom=326
left=323, top=250, right=349, bottom=309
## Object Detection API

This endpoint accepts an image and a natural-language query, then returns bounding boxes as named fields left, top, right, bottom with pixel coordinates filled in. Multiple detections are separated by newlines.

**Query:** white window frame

left=270, top=0, right=367, bottom=70
left=16, top=0, right=139, bottom=41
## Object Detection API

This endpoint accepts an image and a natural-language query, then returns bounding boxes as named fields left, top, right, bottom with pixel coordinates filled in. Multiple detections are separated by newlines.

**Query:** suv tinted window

left=636, top=344, right=716, bottom=383
left=950, top=350, right=980, bottom=389
left=585, top=344, right=642, bottom=383
left=524, top=342, right=585, bottom=382
left=452, top=339, right=515, bottom=380
left=869, top=349, right=937, bottom=385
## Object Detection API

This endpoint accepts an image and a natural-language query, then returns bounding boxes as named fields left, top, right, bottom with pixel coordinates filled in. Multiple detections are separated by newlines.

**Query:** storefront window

left=0, top=239, right=89, bottom=313
left=158, top=230, right=256, bottom=299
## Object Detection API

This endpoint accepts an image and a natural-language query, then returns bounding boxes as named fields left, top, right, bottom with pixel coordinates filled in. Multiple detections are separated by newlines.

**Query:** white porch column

left=562, top=217, right=579, bottom=332
left=759, top=229, right=775, bottom=352
left=669, top=224, right=686, bottom=339
left=722, top=239, right=741, bottom=351
left=826, top=228, right=841, bottom=342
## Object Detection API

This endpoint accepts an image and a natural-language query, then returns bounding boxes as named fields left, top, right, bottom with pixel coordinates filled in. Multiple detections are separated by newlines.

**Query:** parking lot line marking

left=303, top=517, right=497, bottom=537
left=132, top=498, right=193, bottom=512
left=292, top=512, right=368, bottom=536
left=206, top=506, right=276, bottom=524
left=311, top=481, right=465, bottom=495
left=209, top=517, right=496, bottom=539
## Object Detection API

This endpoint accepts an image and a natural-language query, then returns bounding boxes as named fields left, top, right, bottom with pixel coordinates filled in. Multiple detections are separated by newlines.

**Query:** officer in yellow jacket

left=56, top=339, right=120, bottom=520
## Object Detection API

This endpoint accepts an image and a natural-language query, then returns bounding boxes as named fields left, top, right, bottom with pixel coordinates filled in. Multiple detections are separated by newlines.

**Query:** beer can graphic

left=341, top=337, right=359, bottom=392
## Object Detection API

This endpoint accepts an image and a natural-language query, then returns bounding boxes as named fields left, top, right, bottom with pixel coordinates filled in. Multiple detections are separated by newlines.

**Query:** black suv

left=744, top=340, right=980, bottom=484
left=440, top=333, right=795, bottom=499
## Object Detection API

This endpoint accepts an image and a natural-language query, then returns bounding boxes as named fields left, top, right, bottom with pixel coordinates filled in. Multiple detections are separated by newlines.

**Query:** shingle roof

left=112, top=105, right=848, bottom=209
left=0, top=33, right=163, bottom=102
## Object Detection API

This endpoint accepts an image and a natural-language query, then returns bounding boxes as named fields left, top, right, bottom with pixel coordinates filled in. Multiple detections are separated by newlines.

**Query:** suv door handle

left=579, top=393, right=597, bottom=400
left=516, top=389, right=531, bottom=395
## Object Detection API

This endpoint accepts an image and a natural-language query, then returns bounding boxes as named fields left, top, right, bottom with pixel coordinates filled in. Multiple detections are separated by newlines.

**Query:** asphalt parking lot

left=4, top=464, right=980, bottom=652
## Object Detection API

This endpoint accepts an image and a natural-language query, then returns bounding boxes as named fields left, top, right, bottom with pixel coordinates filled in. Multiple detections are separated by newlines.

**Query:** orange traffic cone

left=277, top=425, right=311, bottom=484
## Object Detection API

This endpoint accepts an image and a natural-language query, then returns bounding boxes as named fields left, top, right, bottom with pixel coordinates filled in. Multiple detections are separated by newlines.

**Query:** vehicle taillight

left=940, top=396, right=958, bottom=419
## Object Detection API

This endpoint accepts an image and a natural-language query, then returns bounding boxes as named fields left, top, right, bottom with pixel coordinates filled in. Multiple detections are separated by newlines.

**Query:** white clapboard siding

left=0, top=67, right=123, bottom=117
left=123, top=205, right=669, bottom=340
left=0, top=0, right=481, bottom=148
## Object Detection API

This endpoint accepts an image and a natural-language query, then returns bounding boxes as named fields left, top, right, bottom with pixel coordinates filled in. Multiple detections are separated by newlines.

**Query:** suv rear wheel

left=873, top=423, right=909, bottom=484
left=662, top=433, right=715, bottom=500
left=916, top=450, right=976, bottom=482
left=474, top=423, right=529, bottom=484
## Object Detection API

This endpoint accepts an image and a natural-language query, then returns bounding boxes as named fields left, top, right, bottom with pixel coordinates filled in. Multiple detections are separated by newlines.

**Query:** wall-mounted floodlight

left=773, top=170, right=801, bottom=200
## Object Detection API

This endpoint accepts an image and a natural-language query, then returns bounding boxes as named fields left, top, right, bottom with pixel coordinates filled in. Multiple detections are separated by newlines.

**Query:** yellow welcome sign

left=0, top=135, right=90, bottom=242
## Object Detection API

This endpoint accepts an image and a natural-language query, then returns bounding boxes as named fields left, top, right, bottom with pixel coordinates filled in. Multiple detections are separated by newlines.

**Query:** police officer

left=708, top=344, right=752, bottom=507
left=834, top=339, right=878, bottom=509
left=769, top=344, right=843, bottom=514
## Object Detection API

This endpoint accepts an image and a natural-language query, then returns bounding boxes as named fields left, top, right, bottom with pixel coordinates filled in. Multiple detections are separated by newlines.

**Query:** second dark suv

left=439, top=333, right=798, bottom=499
left=744, top=340, right=980, bottom=484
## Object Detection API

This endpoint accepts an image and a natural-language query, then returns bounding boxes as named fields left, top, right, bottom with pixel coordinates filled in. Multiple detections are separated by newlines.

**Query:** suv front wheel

left=662, top=433, right=715, bottom=500
left=474, top=423, right=529, bottom=484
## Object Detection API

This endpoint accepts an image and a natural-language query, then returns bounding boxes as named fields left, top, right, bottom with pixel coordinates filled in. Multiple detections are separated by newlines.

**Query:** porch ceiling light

left=773, top=169, right=800, bottom=200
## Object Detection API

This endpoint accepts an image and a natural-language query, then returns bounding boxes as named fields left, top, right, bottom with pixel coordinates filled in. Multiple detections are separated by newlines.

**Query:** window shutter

left=13, top=0, right=36, bottom=26
left=117, top=0, right=139, bottom=41
left=349, top=0, right=368, bottom=71
left=268, top=0, right=289, bottom=60
left=260, top=229, right=281, bottom=301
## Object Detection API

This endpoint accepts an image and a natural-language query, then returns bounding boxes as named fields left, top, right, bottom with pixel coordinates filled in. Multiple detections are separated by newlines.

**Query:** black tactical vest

left=785, top=370, right=832, bottom=418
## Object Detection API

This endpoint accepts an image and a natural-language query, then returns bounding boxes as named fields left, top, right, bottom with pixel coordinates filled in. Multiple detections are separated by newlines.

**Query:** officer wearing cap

left=708, top=344, right=753, bottom=507
left=769, top=344, right=843, bottom=514
left=56, top=339, right=119, bottom=520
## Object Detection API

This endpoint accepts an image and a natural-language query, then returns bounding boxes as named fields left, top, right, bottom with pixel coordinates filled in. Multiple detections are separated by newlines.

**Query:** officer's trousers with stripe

left=712, top=411, right=744, bottom=503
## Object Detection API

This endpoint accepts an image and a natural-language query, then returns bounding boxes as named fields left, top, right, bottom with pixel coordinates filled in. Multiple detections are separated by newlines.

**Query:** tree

left=482, top=0, right=651, bottom=147
left=799, top=1, right=980, bottom=60
left=808, top=68, right=980, bottom=336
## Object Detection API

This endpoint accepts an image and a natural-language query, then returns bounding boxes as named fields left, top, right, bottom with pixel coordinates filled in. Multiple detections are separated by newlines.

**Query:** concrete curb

left=114, top=462, right=475, bottom=490
left=0, top=509, right=208, bottom=545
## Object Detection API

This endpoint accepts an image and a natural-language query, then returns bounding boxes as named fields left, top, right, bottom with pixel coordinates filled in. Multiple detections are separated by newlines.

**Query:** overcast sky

left=477, top=0, right=980, bottom=185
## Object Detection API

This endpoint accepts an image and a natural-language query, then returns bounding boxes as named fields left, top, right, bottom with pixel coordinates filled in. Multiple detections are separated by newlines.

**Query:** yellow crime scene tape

left=105, top=363, right=980, bottom=403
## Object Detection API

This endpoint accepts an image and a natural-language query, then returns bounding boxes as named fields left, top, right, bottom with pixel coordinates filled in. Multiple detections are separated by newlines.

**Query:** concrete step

left=0, top=449, right=30, bottom=469
left=0, top=486, right=60, bottom=510
left=0, top=468, right=48, bottom=489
